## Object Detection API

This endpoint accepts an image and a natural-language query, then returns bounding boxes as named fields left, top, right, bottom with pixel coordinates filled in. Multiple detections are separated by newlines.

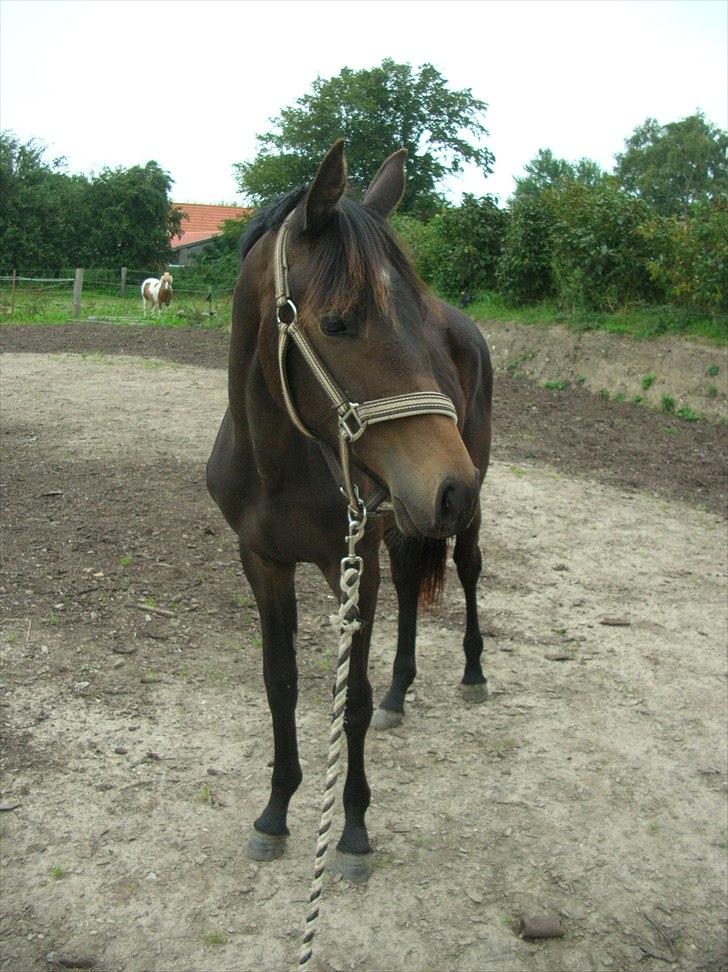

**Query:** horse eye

left=321, top=316, right=348, bottom=336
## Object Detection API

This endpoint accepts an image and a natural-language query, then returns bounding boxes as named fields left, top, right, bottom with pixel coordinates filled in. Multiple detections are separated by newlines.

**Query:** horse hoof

left=371, top=706, right=403, bottom=730
left=334, top=849, right=373, bottom=883
left=459, top=680, right=489, bottom=703
left=247, top=827, right=287, bottom=861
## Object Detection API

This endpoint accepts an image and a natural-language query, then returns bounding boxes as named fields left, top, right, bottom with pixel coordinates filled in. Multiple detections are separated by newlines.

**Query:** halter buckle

left=339, top=404, right=365, bottom=443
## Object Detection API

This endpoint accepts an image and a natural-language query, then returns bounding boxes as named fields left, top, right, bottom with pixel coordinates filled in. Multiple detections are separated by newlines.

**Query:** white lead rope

left=299, top=502, right=366, bottom=968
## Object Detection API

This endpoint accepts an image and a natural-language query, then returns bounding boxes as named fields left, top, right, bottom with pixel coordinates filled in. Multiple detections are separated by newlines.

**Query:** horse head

left=249, top=141, right=479, bottom=538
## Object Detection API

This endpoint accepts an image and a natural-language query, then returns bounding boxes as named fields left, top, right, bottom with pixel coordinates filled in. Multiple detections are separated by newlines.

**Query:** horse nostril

left=435, top=477, right=476, bottom=533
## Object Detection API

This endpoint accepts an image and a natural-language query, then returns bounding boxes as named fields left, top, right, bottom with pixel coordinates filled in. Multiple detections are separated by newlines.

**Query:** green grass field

left=467, top=291, right=728, bottom=344
left=0, top=278, right=234, bottom=329
left=2, top=279, right=726, bottom=346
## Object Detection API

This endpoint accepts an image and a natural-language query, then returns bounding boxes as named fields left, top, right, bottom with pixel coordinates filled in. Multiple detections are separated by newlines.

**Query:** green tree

left=235, top=59, right=493, bottom=218
left=0, top=133, right=181, bottom=271
left=496, top=149, right=606, bottom=305
left=514, top=148, right=605, bottom=198
left=0, top=132, right=84, bottom=268
left=81, top=161, right=182, bottom=270
left=615, top=112, right=728, bottom=216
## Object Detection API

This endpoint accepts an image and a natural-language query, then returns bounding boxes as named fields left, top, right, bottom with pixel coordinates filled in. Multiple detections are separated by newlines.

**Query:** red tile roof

left=172, top=202, right=252, bottom=248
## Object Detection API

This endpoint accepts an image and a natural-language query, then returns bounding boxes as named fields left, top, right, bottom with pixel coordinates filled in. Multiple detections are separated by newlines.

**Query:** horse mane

left=239, top=186, right=307, bottom=262
left=240, top=188, right=427, bottom=319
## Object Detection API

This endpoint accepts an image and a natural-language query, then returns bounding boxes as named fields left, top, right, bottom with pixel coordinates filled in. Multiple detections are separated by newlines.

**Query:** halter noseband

left=273, top=211, right=458, bottom=516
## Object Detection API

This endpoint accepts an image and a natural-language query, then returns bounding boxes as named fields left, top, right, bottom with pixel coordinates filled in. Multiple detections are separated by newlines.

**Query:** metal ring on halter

left=276, top=298, right=297, bottom=327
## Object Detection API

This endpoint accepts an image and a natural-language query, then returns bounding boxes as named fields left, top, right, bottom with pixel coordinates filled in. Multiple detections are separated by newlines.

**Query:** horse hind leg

left=454, top=513, right=489, bottom=702
left=372, top=533, right=439, bottom=730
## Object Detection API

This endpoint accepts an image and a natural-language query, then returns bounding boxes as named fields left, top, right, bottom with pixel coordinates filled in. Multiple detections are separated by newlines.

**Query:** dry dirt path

left=1, top=352, right=726, bottom=972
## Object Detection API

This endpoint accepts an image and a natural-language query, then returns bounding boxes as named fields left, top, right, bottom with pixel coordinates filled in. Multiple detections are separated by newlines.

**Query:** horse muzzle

left=392, top=468, right=480, bottom=538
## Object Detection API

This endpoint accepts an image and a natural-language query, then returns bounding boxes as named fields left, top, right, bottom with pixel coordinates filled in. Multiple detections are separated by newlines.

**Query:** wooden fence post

left=120, top=267, right=127, bottom=296
left=10, top=269, right=16, bottom=317
left=72, top=268, right=84, bottom=318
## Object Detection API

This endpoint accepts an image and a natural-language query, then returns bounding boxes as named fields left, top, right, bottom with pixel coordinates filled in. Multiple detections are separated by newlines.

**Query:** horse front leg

left=320, top=538, right=380, bottom=881
left=239, top=546, right=301, bottom=861
left=454, top=511, right=489, bottom=702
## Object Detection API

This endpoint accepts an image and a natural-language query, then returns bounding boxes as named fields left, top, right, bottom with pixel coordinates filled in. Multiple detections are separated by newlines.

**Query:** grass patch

left=707, top=384, right=719, bottom=398
left=468, top=292, right=727, bottom=344
left=119, top=552, right=133, bottom=567
left=641, top=372, right=657, bottom=391
left=632, top=395, right=644, bottom=405
left=1, top=282, right=233, bottom=329
left=197, top=784, right=214, bottom=805
left=660, top=394, right=676, bottom=414
left=676, top=404, right=699, bottom=422
left=543, top=379, right=567, bottom=391
left=574, top=374, right=586, bottom=385
left=707, top=364, right=720, bottom=377
left=50, top=864, right=67, bottom=880
left=598, top=389, right=610, bottom=401
left=203, top=931, right=227, bottom=948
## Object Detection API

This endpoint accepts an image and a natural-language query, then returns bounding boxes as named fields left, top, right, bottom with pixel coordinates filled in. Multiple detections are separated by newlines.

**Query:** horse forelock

left=242, top=188, right=426, bottom=323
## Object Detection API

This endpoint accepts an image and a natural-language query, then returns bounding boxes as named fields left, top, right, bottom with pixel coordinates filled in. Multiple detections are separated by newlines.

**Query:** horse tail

left=384, top=530, right=448, bottom=609
left=418, top=538, right=448, bottom=608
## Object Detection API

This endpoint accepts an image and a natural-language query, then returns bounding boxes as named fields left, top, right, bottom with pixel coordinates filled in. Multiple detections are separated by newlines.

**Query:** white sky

left=1, top=0, right=726, bottom=206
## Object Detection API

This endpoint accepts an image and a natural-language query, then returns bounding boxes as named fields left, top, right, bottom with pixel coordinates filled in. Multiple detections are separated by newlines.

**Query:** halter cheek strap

left=273, top=211, right=458, bottom=515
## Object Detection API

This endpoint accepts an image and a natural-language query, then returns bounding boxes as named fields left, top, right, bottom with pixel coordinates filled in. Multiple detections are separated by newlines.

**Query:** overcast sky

left=1, top=0, right=726, bottom=206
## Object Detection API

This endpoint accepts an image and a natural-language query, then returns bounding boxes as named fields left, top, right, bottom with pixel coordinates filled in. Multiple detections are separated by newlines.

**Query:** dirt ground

left=1, top=328, right=727, bottom=972
left=482, top=320, right=728, bottom=422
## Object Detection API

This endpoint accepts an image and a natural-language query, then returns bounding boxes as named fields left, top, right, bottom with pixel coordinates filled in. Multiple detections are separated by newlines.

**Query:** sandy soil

left=1, top=349, right=727, bottom=972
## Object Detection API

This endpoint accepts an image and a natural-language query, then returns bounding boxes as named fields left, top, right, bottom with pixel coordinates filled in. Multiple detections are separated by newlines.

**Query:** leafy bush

left=496, top=193, right=555, bottom=303
left=426, top=195, right=508, bottom=298
left=638, top=200, right=728, bottom=312
left=546, top=178, right=659, bottom=312
left=389, top=213, right=439, bottom=283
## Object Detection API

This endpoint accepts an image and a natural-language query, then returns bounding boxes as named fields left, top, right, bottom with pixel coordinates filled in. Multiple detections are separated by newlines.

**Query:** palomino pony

left=206, top=141, right=492, bottom=880
left=141, top=272, right=173, bottom=315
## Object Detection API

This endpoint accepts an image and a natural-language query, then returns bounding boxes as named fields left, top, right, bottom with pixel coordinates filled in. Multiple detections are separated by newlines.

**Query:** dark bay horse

left=206, top=141, right=492, bottom=877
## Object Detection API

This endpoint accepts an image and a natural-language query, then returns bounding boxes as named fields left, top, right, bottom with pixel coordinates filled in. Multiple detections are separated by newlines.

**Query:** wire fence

left=0, top=267, right=235, bottom=326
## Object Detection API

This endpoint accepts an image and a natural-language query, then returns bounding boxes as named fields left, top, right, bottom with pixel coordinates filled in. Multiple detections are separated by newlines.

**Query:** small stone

left=599, top=616, right=631, bottom=627
left=552, top=563, right=569, bottom=571
left=114, top=746, right=128, bottom=755
left=112, top=645, right=137, bottom=655
left=73, top=681, right=90, bottom=691
left=544, top=650, right=574, bottom=661
left=146, top=871, right=157, bottom=881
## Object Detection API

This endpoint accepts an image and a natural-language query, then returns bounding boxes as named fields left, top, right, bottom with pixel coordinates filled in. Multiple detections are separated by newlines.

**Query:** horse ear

left=303, top=140, right=347, bottom=231
left=362, top=148, right=408, bottom=219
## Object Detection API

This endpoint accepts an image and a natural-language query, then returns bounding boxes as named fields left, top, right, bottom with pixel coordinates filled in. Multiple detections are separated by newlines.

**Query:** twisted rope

left=298, top=551, right=363, bottom=968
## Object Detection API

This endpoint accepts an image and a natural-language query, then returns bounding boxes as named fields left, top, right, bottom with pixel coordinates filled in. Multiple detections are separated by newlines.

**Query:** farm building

left=170, top=202, right=252, bottom=265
